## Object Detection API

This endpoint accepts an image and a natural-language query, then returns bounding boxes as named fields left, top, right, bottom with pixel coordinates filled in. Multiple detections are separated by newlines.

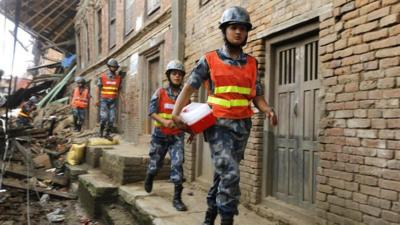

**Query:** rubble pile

left=0, top=101, right=99, bottom=224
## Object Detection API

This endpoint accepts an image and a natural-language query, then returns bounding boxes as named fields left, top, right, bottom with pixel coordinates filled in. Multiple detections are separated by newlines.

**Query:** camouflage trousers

left=72, top=108, right=86, bottom=125
left=147, top=131, right=185, bottom=184
left=16, top=116, right=31, bottom=127
left=204, top=118, right=252, bottom=217
left=99, top=98, right=116, bottom=127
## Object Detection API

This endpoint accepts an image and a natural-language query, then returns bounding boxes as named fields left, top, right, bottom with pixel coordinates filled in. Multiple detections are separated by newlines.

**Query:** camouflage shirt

left=186, top=45, right=261, bottom=133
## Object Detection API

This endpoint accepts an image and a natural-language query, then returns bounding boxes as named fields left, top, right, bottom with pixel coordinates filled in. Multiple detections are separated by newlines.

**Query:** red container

left=180, top=103, right=217, bottom=134
left=187, top=112, right=216, bottom=134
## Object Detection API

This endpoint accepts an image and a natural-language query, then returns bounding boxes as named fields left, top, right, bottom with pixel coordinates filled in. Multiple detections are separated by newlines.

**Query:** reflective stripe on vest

left=100, top=73, right=121, bottom=99
left=214, top=86, right=251, bottom=95
left=205, top=50, right=257, bottom=119
left=71, top=87, right=89, bottom=108
left=207, top=96, right=250, bottom=108
left=155, top=88, right=182, bottom=135
left=154, top=113, right=173, bottom=126
left=18, top=111, right=30, bottom=118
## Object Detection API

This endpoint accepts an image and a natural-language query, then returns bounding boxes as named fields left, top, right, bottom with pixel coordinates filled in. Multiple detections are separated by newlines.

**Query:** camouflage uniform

left=147, top=86, right=185, bottom=184
left=187, top=45, right=262, bottom=216
left=72, top=108, right=86, bottom=125
left=97, top=71, right=119, bottom=128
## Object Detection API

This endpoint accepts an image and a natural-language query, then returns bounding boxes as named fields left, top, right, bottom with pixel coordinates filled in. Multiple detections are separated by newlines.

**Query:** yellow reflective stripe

left=101, top=91, right=118, bottom=95
left=207, top=96, right=249, bottom=108
left=158, top=113, right=172, bottom=119
left=154, top=113, right=172, bottom=126
left=214, top=86, right=251, bottom=95
left=19, top=112, right=30, bottom=118
left=102, top=86, right=118, bottom=90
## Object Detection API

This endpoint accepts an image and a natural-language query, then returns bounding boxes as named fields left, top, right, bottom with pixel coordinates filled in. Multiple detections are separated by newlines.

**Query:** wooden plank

left=2, top=178, right=75, bottom=199
left=24, top=0, right=59, bottom=25
left=0, top=161, right=68, bottom=186
left=12, top=140, right=34, bottom=169
left=37, top=0, right=76, bottom=33
left=31, top=0, right=70, bottom=29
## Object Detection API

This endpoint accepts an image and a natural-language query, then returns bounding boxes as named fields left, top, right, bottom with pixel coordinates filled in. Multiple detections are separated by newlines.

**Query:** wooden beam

left=12, top=140, right=34, bottom=170
left=0, top=161, right=68, bottom=186
left=31, top=0, right=70, bottom=30
left=41, top=39, right=75, bottom=50
left=2, top=178, right=76, bottom=199
left=37, top=1, right=76, bottom=33
left=53, top=20, right=75, bottom=43
left=24, top=0, right=59, bottom=25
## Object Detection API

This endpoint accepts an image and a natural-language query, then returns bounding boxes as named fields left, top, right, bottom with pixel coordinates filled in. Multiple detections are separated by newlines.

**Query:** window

left=76, top=30, right=82, bottom=69
left=109, top=0, right=116, bottom=48
left=200, top=0, right=211, bottom=6
left=84, top=20, right=90, bottom=64
left=146, top=0, right=160, bottom=15
left=96, top=9, right=102, bottom=55
left=125, top=0, right=135, bottom=35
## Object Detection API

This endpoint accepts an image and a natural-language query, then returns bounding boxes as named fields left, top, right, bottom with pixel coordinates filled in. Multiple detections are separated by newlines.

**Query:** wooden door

left=272, top=37, right=320, bottom=208
left=144, top=56, right=160, bottom=134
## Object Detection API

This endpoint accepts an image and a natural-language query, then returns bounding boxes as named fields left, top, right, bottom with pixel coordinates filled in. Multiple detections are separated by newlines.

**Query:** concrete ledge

left=86, top=146, right=113, bottom=168
left=119, top=181, right=277, bottom=225
left=66, top=163, right=90, bottom=182
left=100, top=144, right=170, bottom=184
left=78, top=172, right=118, bottom=217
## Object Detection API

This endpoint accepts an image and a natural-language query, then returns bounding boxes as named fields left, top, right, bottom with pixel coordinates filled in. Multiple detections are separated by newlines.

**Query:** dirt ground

left=0, top=187, right=103, bottom=225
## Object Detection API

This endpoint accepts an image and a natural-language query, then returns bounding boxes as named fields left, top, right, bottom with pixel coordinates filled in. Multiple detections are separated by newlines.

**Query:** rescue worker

left=70, top=76, right=90, bottom=131
left=16, top=96, right=38, bottom=127
left=144, top=60, right=187, bottom=212
left=171, top=6, right=278, bottom=225
left=97, top=58, right=122, bottom=137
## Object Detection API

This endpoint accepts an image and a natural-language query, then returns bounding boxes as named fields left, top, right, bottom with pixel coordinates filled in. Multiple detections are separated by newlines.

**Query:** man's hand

left=267, top=107, right=278, bottom=126
left=172, top=115, right=186, bottom=130
left=95, top=101, right=100, bottom=107
left=163, top=120, right=176, bottom=128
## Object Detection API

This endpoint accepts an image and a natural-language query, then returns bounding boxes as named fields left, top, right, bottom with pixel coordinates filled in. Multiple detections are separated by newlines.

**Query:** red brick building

left=75, top=0, right=400, bottom=224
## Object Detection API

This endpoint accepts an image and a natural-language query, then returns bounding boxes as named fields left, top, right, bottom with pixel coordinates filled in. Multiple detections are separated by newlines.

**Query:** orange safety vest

left=71, top=87, right=89, bottom=108
left=153, top=88, right=182, bottom=135
left=205, top=51, right=257, bottom=119
left=100, top=73, right=121, bottom=99
left=18, top=102, right=33, bottom=118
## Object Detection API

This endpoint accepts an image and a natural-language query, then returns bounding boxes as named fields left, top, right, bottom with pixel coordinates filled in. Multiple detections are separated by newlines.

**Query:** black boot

left=221, top=216, right=234, bottom=225
left=73, top=117, right=79, bottom=131
left=172, top=184, right=187, bottom=211
left=202, top=208, right=217, bottom=225
left=99, top=124, right=105, bottom=137
left=144, top=173, right=155, bottom=193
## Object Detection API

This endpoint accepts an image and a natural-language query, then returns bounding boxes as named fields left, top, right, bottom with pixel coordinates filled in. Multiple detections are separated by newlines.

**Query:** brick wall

left=75, top=0, right=173, bottom=142
left=184, top=0, right=331, bottom=207
left=318, top=0, right=400, bottom=224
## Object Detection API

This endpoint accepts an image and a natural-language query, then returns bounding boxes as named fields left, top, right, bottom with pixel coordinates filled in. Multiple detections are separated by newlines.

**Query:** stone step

left=99, top=144, right=170, bottom=185
left=101, top=203, right=139, bottom=225
left=118, top=181, right=277, bottom=225
left=78, top=171, right=119, bottom=218
left=66, top=163, right=90, bottom=182
left=85, top=146, right=114, bottom=168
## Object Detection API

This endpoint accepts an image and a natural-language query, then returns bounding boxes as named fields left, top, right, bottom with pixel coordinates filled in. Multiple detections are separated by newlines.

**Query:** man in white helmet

left=144, top=60, right=188, bottom=211
left=96, top=58, right=122, bottom=137
left=16, top=96, right=38, bottom=127
left=172, top=6, right=278, bottom=225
